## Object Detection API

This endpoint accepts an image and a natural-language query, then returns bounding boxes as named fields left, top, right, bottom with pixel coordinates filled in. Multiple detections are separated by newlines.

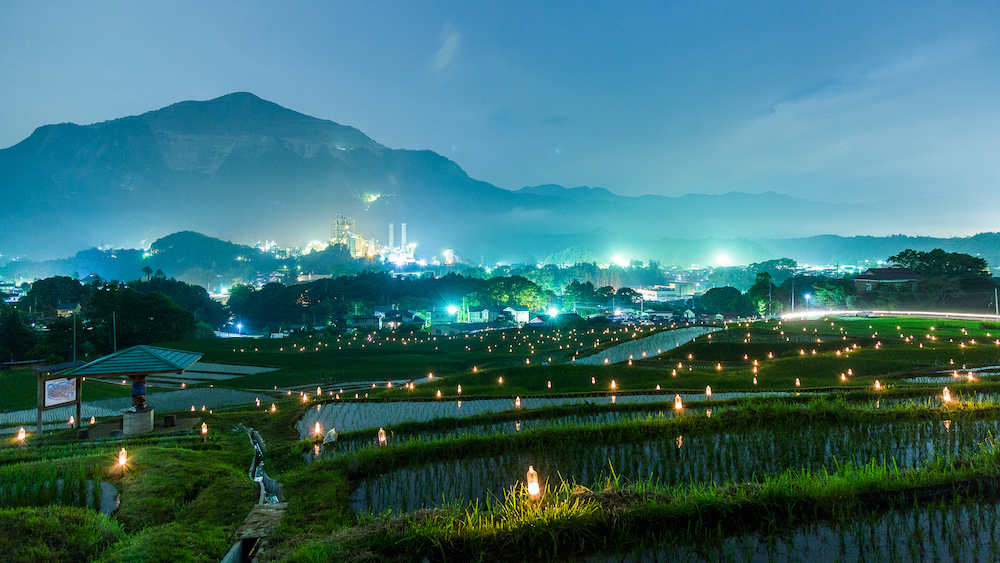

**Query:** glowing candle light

left=68, top=416, right=75, bottom=426
left=270, top=404, right=276, bottom=412
left=611, top=380, right=617, bottom=390
left=526, top=466, right=540, bottom=498
left=515, top=396, right=521, bottom=409
left=674, top=394, right=683, bottom=410
left=16, top=427, right=25, bottom=442
left=874, top=380, right=882, bottom=390
left=436, top=390, right=442, bottom=398
left=795, top=378, right=800, bottom=387
left=201, top=422, right=208, bottom=435
left=498, top=377, right=503, bottom=385
left=118, top=448, right=128, bottom=467
left=377, top=427, right=387, bottom=446
left=943, top=387, right=952, bottom=402
left=317, top=387, right=322, bottom=395
left=591, top=377, right=596, bottom=384
left=656, top=384, right=661, bottom=390
left=315, top=422, right=322, bottom=435
left=841, top=373, right=847, bottom=381
left=457, top=385, right=462, bottom=394
left=255, top=398, right=260, bottom=408
left=705, top=385, right=712, bottom=399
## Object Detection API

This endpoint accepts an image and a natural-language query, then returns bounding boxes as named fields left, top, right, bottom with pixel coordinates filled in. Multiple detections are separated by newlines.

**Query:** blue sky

left=2, top=1, right=998, bottom=205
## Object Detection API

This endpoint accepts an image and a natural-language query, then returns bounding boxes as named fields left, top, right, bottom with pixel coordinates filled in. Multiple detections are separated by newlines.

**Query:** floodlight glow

left=547, top=308, right=558, bottom=317
left=447, top=306, right=458, bottom=315
left=612, top=255, right=629, bottom=268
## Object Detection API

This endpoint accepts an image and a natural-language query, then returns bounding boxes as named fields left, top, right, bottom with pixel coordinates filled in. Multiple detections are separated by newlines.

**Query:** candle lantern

left=674, top=394, right=683, bottom=410
left=526, top=466, right=540, bottom=498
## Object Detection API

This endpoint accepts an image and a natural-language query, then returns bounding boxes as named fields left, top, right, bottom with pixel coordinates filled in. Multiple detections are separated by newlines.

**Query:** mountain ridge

left=0, top=92, right=989, bottom=262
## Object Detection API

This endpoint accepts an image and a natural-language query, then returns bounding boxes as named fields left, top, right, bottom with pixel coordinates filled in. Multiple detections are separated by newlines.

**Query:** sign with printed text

left=44, top=378, right=77, bottom=408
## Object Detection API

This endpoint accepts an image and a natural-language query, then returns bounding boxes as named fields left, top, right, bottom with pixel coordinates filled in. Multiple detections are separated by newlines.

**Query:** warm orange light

left=526, top=465, right=540, bottom=498
left=118, top=448, right=128, bottom=467
left=674, top=394, right=683, bottom=410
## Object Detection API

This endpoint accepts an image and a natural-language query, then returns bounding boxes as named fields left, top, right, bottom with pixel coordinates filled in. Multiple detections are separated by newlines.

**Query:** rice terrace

left=5, top=312, right=1000, bottom=562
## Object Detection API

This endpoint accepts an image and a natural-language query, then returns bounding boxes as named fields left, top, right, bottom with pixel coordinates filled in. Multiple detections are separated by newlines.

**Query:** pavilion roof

left=67, top=345, right=203, bottom=377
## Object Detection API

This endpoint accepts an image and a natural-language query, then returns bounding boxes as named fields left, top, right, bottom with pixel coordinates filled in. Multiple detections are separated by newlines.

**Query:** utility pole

left=791, top=282, right=795, bottom=312
left=113, top=311, right=118, bottom=352
left=72, top=310, right=77, bottom=362
left=995, top=288, right=999, bottom=321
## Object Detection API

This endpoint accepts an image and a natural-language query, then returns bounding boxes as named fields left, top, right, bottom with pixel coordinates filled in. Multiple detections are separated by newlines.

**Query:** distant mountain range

left=1, top=92, right=996, bottom=267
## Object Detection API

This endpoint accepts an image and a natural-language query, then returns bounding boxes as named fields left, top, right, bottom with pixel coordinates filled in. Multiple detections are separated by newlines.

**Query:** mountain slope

left=1, top=93, right=989, bottom=262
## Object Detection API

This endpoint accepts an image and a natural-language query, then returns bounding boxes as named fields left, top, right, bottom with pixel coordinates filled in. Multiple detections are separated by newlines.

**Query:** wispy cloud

left=431, top=23, right=461, bottom=72
left=712, top=37, right=1000, bottom=202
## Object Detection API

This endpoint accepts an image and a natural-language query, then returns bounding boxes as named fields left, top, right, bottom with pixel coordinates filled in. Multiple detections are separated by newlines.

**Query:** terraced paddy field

left=6, top=314, right=1000, bottom=562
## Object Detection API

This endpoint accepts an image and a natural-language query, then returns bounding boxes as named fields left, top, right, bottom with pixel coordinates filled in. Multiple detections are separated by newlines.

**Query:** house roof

left=56, top=303, right=80, bottom=309
left=68, top=345, right=203, bottom=377
left=855, top=267, right=919, bottom=281
left=467, top=305, right=490, bottom=312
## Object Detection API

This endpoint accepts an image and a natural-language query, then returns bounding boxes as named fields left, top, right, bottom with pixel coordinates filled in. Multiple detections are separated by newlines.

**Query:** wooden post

left=36, top=374, right=43, bottom=438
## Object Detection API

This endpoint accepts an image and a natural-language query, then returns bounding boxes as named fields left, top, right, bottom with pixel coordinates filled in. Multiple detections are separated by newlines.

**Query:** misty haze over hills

left=1, top=92, right=996, bottom=267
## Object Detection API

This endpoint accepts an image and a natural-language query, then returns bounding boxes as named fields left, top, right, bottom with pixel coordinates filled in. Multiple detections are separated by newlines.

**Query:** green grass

left=0, top=506, right=124, bottom=563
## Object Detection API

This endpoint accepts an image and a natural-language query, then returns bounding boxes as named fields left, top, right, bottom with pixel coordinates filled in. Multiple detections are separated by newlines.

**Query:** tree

left=615, top=287, right=641, bottom=304
left=888, top=249, right=990, bottom=278
left=142, top=266, right=153, bottom=281
left=812, top=279, right=854, bottom=309
left=88, top=285, right=199, bottom=349
left=469, top=276, right=548, bottom=310
left=700, top=287, right=754, bottom=317
left=20, top=276, right=90, bottom=317
left=747, top=272, right=778, bottom=317
left=0, top=305, right=38, bottom=362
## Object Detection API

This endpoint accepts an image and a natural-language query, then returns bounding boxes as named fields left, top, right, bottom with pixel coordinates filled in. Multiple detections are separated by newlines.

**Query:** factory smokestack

left=401, top=223, right=407, bottom=248
left=389, top=223, right=394, bottom=249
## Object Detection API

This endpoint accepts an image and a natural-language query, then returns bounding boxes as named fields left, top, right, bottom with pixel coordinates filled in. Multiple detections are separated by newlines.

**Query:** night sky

left=2, top=1, right=998, bottom=206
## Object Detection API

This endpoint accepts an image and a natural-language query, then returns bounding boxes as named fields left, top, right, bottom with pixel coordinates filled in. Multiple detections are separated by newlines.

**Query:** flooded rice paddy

left=588, top=499, right=1000, bottom=562
left=350, top=417, right=1000, bottom=514
left=296, top=392, right=792, bottom=439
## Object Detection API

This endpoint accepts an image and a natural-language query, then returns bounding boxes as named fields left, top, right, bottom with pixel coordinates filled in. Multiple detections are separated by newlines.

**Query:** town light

left=526, top=466, right=541, bottom=498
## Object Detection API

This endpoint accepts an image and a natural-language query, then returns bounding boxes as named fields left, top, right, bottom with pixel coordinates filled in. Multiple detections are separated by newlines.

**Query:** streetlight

left=805, top=294, right=812, bottom=310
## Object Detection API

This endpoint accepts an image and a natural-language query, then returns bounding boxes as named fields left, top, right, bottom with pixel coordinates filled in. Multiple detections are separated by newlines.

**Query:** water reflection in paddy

left=297, top=392, right=789, bottom=439
left=351, top=417, right=1000, bottom=515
